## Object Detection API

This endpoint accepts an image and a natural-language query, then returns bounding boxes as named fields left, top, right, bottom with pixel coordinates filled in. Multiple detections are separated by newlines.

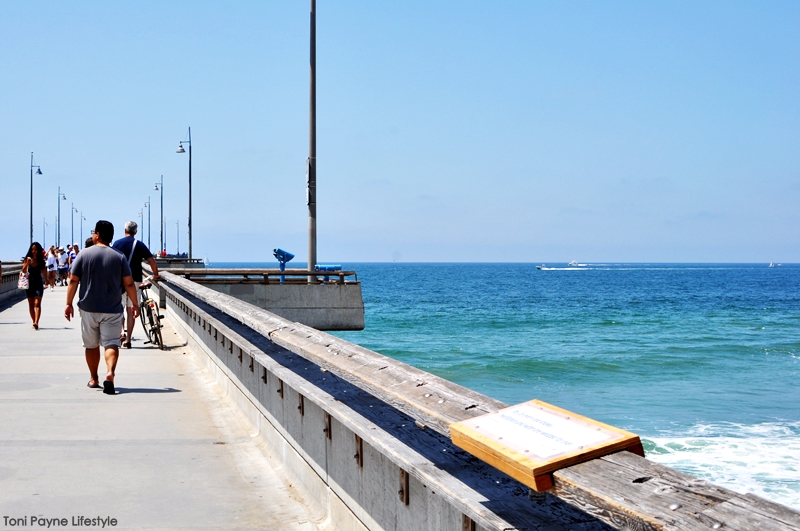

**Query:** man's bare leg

left=85, top=347, right=101, bottom=386
left=104, top=346, right=119, bottom=383
left=124, top=306, right=135, bottom=344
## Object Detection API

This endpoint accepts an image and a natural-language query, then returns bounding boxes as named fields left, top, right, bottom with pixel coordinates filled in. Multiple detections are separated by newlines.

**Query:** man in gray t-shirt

left=65, top=220, right=139, bottom=395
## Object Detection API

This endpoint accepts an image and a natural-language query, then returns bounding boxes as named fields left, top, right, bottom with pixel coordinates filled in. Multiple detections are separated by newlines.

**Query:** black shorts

left=26, top=287, right=44, bottom=298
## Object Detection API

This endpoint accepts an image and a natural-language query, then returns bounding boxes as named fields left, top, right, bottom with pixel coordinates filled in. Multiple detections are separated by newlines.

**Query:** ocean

left=212, top=262, right=800, bottom=510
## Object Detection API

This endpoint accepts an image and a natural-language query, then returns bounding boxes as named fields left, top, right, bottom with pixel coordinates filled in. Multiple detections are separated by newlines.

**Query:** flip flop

left=87, top=381, right=101, bottom=389
left=102, top=380, right=116, bottom=395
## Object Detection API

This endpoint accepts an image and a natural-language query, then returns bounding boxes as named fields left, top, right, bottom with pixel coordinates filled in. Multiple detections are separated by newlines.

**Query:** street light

left=138, top=210, right=143, bottom=242
left=175, top=220, right=180, bottom=255
left=30, top=152, right=43, bottom=246
left=43, top=218, right=47, bottom=248
left=144, top=198, right=151, bottom=250
left=176, top=128, right=192, bottom=260
left=154, top=175, right=164, bottom=256
left=57, top=188, right=67, bottom=247
left=307, top=0, right=318, bottom=282
left=71, top=204, right=78, bottom=247
left=80, top=212, right=86, bottom=247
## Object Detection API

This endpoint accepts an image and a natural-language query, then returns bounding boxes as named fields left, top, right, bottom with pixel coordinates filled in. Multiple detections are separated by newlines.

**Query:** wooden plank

left=158, top=273, right=800, bottom=531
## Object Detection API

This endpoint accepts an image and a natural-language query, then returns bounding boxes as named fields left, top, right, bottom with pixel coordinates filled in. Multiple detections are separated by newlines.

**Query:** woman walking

left=45, top=245, right=57, bottom=291
left=22, top=242, right=47, bottom=330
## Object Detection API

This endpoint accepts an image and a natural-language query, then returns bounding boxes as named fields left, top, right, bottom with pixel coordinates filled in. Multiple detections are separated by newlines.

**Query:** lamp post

left=154, top=175, right=164, bottom=255
left=144, top=198, right=151, bottom=250
left=71, top=204, right=78, bottom=247
left=175, top=220, right=180, bottom=255
left=307, top=0, right=317, bottom=281
left=80, top=212, right=86, bottom=247
left=43, top=218, right=47, bottom=248
left=30, top=152, right=43, bottom=246
left=57, top=188, right=67, bottom=247
left=176, top=128, right=192, bottom=260
left=138, top=210, right=143, bottom=242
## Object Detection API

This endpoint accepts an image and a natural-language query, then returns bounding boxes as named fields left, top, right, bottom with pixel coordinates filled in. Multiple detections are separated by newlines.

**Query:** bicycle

left=138, top=280, right=164, bottom=350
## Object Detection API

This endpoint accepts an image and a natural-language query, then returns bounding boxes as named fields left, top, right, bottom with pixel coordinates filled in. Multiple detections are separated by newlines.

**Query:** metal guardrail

left=165, top=268, right=358, bottom=285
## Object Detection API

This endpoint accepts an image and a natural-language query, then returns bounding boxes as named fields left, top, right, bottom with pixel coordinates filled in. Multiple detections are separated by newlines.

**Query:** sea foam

left=644, top=421, right=800, bottom=510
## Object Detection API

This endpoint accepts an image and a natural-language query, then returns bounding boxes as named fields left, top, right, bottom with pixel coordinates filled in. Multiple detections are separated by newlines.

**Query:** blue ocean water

left=213, top=262, right=800, bottom=509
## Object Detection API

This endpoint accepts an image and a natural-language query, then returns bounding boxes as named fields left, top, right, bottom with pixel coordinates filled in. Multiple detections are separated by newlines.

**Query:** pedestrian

left=84, top=236, right=94, bottom=249
left=68, top=243, right=79, bottom=285
left=65, top=220, right=139, bottom=395
left=57, top=247, right=69, bottom=285
left=46, top=246, right=57, bottom=291
left=112, top=221, right=160, bottom=348
left=22, top=242, right=47, bottom=330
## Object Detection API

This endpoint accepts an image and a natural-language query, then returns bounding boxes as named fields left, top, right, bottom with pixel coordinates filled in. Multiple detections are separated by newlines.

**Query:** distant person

left=65, top=220, right=139, bottom=395
left=46, top=246, right=57, bottom=291
left=112, top=221, right=160, bottom=348
left=22, top=242, right=47, bottom=330
left=57, top=247, right=69, bottom=285
left=68, top=243, right=79, bottom=285
left=84, top=237, right=94, bottom=249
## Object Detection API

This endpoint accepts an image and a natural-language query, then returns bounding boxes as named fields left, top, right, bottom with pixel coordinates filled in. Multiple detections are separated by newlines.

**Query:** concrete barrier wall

left=200, top=282, right=365, bottom=331
left=158, top=276, right=609, bottom=531
left=156, top=273, right=800, bottom=531
left=0, top=265, right=25, bottom=305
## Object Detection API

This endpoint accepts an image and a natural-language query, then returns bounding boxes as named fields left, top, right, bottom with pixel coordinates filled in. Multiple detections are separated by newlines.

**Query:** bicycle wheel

left=149, top=301, right=164, bottom=350
left=139, top=300, right=154, bottom=343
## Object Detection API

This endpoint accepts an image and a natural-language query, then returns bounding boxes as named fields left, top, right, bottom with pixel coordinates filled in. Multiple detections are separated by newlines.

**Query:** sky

left=1, top=1, right=798, bottom=263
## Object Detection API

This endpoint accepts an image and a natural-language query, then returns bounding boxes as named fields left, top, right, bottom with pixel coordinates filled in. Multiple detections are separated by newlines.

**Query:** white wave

left=644, top=421, right=800, bottom=510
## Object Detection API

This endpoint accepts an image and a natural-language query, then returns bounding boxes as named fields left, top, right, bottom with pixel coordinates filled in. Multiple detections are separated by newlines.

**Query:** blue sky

left=1, top=1, right=798, bottom=263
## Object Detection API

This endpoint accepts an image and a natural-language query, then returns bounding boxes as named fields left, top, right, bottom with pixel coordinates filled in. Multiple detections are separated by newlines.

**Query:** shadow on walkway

left=114, top=387, right=182, bottom=394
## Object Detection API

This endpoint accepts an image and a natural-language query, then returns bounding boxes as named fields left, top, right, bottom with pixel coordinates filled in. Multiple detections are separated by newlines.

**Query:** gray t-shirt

left=70, top=245, right=132, bottom=314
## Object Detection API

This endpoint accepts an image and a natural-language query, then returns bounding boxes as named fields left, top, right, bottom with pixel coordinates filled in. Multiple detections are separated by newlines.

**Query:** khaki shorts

left=80, top=310, right=123, bottom=349
left=121, top=282, right=141, bottom=308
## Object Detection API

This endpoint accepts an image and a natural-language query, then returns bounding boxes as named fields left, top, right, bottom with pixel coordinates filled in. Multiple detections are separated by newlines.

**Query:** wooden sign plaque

left=450, top=400, right=644, bottom=491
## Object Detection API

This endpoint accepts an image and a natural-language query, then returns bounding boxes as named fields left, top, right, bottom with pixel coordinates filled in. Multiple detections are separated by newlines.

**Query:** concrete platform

left=0, top=286, right=321, bottom=530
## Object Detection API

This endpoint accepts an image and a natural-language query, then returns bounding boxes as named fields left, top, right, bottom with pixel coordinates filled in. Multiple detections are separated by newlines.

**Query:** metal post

left=30, top=153, right=34, bottom=246
left=57, top=187, right=61, bottom=247
left=176, top=220, right=180, bottom=255
left=71, top=203, right=75, bottom=247
left=43, top=218, right=47, bottom=248
left=188, top=128, right=192, bottom=260
left=157, top=175, right=164, bottom=255
left=80, top=212, right=84, bottom=247
left=145, top=197, right=151, bottom=249
left=307, top=0, right=317, bottom=282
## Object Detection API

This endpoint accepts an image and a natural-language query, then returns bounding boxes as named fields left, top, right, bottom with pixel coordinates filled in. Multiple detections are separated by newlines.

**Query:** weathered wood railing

left=157, top=271, right=800, bottom=531
left=166, top=267, right=358, bottom=285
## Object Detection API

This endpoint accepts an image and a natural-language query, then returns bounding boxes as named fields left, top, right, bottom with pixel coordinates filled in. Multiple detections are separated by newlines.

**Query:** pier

left=1, top=266, right=799, bottom=530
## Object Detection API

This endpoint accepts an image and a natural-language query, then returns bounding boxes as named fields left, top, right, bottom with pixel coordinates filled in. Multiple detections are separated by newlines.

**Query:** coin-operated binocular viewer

left=273, top=248, right=295, bottom=283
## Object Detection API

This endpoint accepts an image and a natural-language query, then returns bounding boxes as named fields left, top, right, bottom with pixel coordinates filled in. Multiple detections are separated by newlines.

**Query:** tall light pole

left=307, top=0, right=317, bottom=280
left=176, top=128, right=192, bottom=260
left=57, top=188, right=67, bottom=247
left=80, top=212, right=86, bottom=247
left=138, top=210, right=143, bottom=242
left=175, top=220, right=180, bottom=255
left=154, top=175, right=164, bottom=255
left=30, top=153, right=43, bottom=245
left=71, top=204, right=78, bottom=247
left=144, top=198, right=151, bottom=249
left=43, top=218, right=47, bottom=248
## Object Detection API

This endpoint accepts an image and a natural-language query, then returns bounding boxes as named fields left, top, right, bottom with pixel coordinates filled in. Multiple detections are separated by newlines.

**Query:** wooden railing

left=158, top=271, right=800, bottom=531
left=165, top=267, right=359, bottom=285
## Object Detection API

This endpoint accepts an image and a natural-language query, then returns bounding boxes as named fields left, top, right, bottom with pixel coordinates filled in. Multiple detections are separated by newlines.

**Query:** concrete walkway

left=0, top=287, right=320, bottom=530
